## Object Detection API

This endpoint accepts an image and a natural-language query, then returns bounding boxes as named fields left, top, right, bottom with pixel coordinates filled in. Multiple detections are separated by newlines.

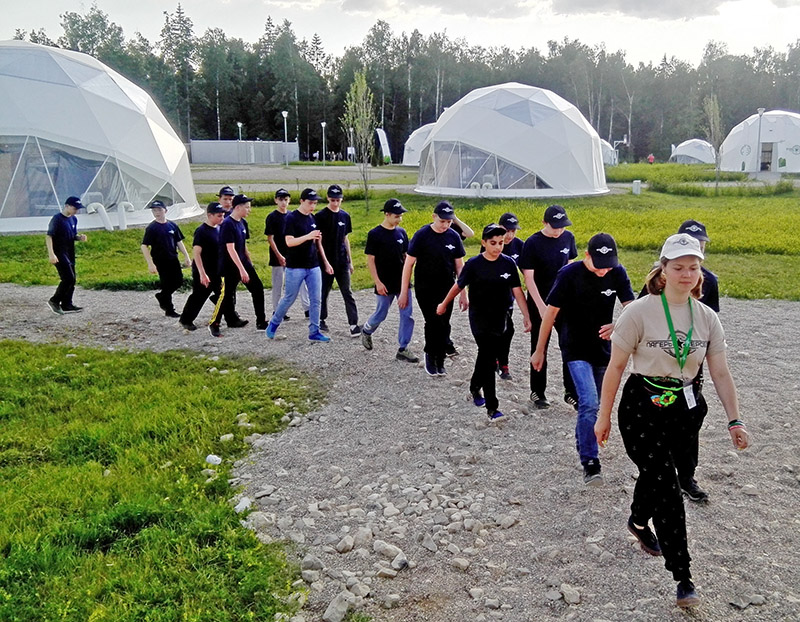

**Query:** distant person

left=45, top=195, right=87, bottom=314
left=647, top=153, right=655, bottom=164
left=178, top=202, right=225, bottom=331
left=140, top=200, right=191, bottom=318
left=495, top=212, right=524, bottom=380
left=315, top=184, right=360, bottom=335
left=445, top=213, right=475, bottom=357
left=360, top=198, right=418, bottom=363
left=218, top=186, right=235, bottom=214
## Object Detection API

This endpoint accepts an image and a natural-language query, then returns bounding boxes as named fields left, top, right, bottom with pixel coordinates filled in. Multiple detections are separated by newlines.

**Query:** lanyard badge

left=660, top=292, right=697, bottom=408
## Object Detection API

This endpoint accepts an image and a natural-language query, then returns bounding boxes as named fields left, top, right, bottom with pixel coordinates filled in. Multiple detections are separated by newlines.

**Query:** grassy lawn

left=0, top=341, right=322, bottom=621
left=4, top=188, right=800, bottom=299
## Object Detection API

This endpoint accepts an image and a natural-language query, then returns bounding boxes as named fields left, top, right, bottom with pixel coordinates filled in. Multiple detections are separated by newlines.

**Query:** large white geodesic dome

left=720, top=109, right=800, bottom=174
left=669, top=139, right=715, bottom=164
left=402, top=123, right=435, bottom=166
left=0, top=40, right=200, bottom=232
left=416, top=82, right=607, bottom=198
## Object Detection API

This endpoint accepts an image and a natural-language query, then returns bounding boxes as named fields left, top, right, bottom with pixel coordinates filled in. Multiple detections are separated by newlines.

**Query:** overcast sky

left=4, top=0, right=800, bottom=66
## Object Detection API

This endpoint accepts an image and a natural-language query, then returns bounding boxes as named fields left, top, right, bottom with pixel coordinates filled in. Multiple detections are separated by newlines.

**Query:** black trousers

left=210, top=263, right=265, bottom=326
left=496, top=308, right=514, bottom=367
left=527, top=295, right=575, bottom=397
left=618, top=374, right=707, bottom=581
left=52, top=259, right=76, bottom=307
left=673, top=367, right=706, bottom=486
left=321, top=263, right=358, bottom=325
left=415, top=285, right=453, bottom=365
left=154, top=259, right=184, bottom=312
left=471, top=331, right=501, bottom=411
left=180, top=268, right=221, bottom=325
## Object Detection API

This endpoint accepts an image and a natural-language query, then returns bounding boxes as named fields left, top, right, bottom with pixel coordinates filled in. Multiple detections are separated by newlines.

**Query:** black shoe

left=47, top=299, right=64, bottom=315
left=564, top=392, right=579, bottom=410
left=304, top=310, right=310, bottom=318
left=155, top=292, right=168, bottom=310
left=349, top=325, right=362, bottom=338
left=283, top=315, right=291, bottom=321
left=256, top=321, right=268, bottom=330
left=530, top=391, right=550, bottom=409
left=681, top=480, right=709, bottom=503
left=676, top=580, right=701, bottom=608
left=583, top=460, right=603, bottom=486
left=227, top=318, right=249, bottom=328
left=61, top=304, right=83, bottom=313
left=208, top=324, right=222, bottom=337
left=444, top=342, right=458, bottom=357
left=165, top=309, right=180, bottom=318
left=437, top=361, right=447, bottom=375
left=424, top=353, right=438, bottom=376
left=627, top=517, right=662, bottom=556
left=319, top=320, right=329, bottom=333
left=498, top=365, right=512, bottom=381
left=180, top=321, right=197, bottom=331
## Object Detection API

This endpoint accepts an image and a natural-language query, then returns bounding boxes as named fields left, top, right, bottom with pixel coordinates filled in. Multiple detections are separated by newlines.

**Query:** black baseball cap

left=327, top=184, right=343, bottom=199
left=207, top=201, right=225, bottom=214
left=544, top=204, right=572, bottom=228
left=218, top=186, right=235, bottom=197
left=300, top=188, right=321, bottom=202
left=275, top=188, right=290, bottom=199
left=433, top=200, right=455, bottom=220
left=147, top=200, right=167, bottom=210
left=383, top=198, right=407, bottom=214
left=232, top=194, right=253, bottom=207
left=482, top=223, right=507, bottom=240
left=678, top=219, right=709, bottom=242
left=65, top=196, right=84, bottom=209
left=588, top=232, right=619, bottom=269
left=499, top=212, right=520, bottom=230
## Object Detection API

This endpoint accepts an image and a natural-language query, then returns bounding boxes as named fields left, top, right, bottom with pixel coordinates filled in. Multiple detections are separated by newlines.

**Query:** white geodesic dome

left=600, top=139, right=618, bottom=166
left=0, top=40, right=200, bottom=232
left=720, top=109, right=800, bottom=173
left=416, top=82, right=607, bottom=198
left=669, top=139, right=716, bottom=164
left=402, top=123, right=435, bottom=166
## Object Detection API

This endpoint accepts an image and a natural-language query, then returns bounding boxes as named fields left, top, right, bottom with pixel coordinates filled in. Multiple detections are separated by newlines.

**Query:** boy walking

left=46, top=195, right=87, bottom=314
left=265, top=188, right=310, bottom=319
left=495, top=212, right=524, bottom=380
left=141, top=200, right=191, bottom=317
left=361, top=199, right=418, bottom=363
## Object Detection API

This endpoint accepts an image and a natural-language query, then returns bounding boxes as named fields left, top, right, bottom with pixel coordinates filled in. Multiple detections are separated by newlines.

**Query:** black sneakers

left=319, top=319, right=329, bottom=332
left=180, top=321, right=197, bottom=331
left=424, top=353, right=438, bottom=376
left=61, top=304, right=83, bottom=313
left=681, top=479, right=709, bottom=503
left=564, top=393, right=579, bottom=410
left=165, top=309, right=180, bottom=318
left=208, top=324, right=222, bottom=337
left=47, top=299, right=64, bottom=314
left=676, top=580, right=701, bottom=608
left=444, top=342, right=458, bottom=357
left=498, top=365, right=512, bottom=381
left=227, top=318, right=249, bottom=328
left=349, top=325, right=362, bottom=337
left=530, top=391, right=550, bottom=409
left=627, top=517, right=662, bottom=556
left=583, top=460, right=603, bottom=486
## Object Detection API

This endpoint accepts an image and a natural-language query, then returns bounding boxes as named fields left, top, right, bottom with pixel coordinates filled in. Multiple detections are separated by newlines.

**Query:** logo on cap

left=595, top=246, right=614, bottom=254
left=552, top=213, right=566, bottom=220
left=685, top=225, right=702, bottom=233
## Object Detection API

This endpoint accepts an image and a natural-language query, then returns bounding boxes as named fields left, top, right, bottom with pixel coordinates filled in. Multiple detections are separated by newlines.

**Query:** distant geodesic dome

left=416, top=82, right=607, bottom=198
left=720, top=109, right=800, bottom=174
left=402, top=123, right=435, bottom=166
left=669, top=139, right=715, bottom=164
left=600, top=139, right=618, bottom=166
left=0, top=40, right=200, bottom=232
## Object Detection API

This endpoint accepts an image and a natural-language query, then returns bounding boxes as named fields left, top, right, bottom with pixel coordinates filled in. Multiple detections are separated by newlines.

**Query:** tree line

left=14, top=4, right=800, bottom=163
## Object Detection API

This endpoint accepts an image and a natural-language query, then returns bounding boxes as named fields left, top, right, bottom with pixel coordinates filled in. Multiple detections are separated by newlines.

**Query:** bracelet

left=727, top=419, right=745, bottom=430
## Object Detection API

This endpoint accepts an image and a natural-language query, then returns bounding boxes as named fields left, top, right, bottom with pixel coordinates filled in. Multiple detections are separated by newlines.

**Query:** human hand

left=595, top=414, right=611, bottom=447
left=49, top=254, right=59, bottom=265
left=278, top=255, right=286, bottom=267
left=77, top=234, right=87, bottom=242
left=459, top=292, right=469, bottom=312
left=148, top=264, right=158, bottom=275
left=729, top=425, right=750, bottom=450
left=398, top=290, right=409, bottom=309
left=240, top=269, right=250, bottom=283
left=324, top=263, right=334, bottom=275
left=522, top=317, right=532, bottom=333
left=436, top=302, right=447, bottom=315
left=375, top=282, right=388, bottom=296
left=599, top=323, right=614, bottom=340
left=200, top=274, right=210, bottom=287
left=530, top=350, right=545, bottom=371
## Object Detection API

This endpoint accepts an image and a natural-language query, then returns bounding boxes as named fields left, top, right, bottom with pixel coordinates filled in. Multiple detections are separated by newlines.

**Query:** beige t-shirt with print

left=611, top=294, right=726, bottom=380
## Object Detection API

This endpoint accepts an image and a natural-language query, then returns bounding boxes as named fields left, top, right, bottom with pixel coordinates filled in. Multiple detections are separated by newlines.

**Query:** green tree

left=703, top=94, right=725, bottom=192
left=341, top=71, right=377, bottom=209
left=160, top=4, right=197, bottom=141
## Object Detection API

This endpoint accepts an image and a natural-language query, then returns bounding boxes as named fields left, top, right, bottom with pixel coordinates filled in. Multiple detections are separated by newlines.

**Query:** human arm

left=512, top=286, right=532, bottom=332
left=366, top=255, right=387, bottom=296
left=267, top=235, right=286, bottom=267
left=530, top=305, right=559, bottom=370
left=141, top=245, right=158, bottom=274
left=522, top=268, right=546, bottom=318
left=227, top=242, right=249, bottom=283
left=46, top=235, right=58, bottom=264
left=345, top=235, right=354, bottom=274
left=177, top=240, right=192, bottom=267
left=398, top=255, right=416, bottom=309
left=599, top=299, right=633, bottom=340
left=193, top=245, right=210, bottom=287
left=706, top=350, right=750, bottom=450
left=316, top=237, right=334, bottom=275
left=595, top=344, right=631, bottom=447
left=452, top=215, right=474, bottom=238
left=454, top=257, right=468, bottom=311
left=436, top=282, right=463, bottom=315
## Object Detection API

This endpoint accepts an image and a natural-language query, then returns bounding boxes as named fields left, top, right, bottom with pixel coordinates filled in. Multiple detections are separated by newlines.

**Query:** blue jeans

left=270, top=267, right=322, bottom=334
left=567, top=360, right=607, bottom=465
left=363, top=292, right=415, bottom=349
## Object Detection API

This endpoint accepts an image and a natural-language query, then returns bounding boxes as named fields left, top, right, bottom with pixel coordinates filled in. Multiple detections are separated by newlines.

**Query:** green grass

left=605, top=162, right=747, bottom=183
left=4, top=188, right=800, bottom=299
left=0, top=341, right=321, bottom=622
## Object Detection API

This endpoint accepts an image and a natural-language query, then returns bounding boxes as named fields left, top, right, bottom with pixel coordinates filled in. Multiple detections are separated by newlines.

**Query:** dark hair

left=645, top=258, right=704, bottom=299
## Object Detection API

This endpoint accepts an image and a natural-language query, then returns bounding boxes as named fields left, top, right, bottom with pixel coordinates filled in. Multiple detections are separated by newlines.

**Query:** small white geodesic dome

left=0, top=40, right=200, bottom=232
left=669, top=139, right=715, bottom=164
left=720, top=109, right=800, bottom=173
left=600, top=139, right=618, bottom=166
left=402, top=123, right=435, bottom=166
left=416, top=82, right=607, bottom=198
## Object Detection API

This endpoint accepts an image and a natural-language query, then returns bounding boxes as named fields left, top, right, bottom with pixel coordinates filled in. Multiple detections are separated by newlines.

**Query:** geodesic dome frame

left=669, top=139, right=715, bottom=164
left=720, top=109, right=800, bottom=174
left=402, top=123, right=435, bottom=166
left=0, top=40, right=200, bottom=232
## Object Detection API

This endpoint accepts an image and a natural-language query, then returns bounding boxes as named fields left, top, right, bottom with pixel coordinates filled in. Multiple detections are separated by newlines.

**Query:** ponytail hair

left=645, top=258, right=704, bottom=299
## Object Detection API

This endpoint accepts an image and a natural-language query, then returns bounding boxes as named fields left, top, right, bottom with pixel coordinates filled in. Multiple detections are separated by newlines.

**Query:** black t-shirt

left=192, top=223, right=219, bottom=277
left=458, top=253, right=521, bottom=336
left=47, top=213, right=78, bottom=263
left=284, top=210, right=320, bottom=269
left=518, top=230, right=577, bottom=297
left=264, top=210, right=289, bottom=267
left=503, top=237, right=524, bottom=265
left=547, top=261, right=635, bottom=365
left=407, top=225, right=466, bottom=291
left=314, top=207, right=352, bottom=267
left=218, top=216, right=249, bottom=273
left=365, top=224, right=408, bottom=295
left=142, top=220, right=185, bottom=265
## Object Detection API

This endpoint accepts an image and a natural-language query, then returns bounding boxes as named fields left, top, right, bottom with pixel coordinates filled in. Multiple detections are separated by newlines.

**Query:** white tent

left=669, top=139, right=715, bottom=164
left=402, top=123, right=435, bottom=166
left=720, top=109, right=800, bottom=173
left=0, top=40, right=200, bottom=233
left=600, top=139, right=618, bottom=166
left=416, top=82, right=607, bottom=198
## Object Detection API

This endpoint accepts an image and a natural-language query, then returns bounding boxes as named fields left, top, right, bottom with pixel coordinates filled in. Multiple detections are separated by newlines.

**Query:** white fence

left=190, top=140, right=299, bottom=165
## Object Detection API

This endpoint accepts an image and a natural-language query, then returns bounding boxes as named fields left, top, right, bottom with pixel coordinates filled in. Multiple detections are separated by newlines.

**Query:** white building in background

left=416, top=82, right=607, bottom=198
left=402, top=123, right=435, bottom=166
left=669, top=139, right=716, bottom=164
left=720, top=109, right=800, bottom=174
left=0, top=40, right=200, bottom=233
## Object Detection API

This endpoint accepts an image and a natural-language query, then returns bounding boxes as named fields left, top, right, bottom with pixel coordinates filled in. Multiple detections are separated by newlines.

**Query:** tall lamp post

left=281, top=110, right=289, bottom=166
left=755, top=107, right=766, bottom=173
left=236, top=121, right=243, bottom=141
left=348, top=127, right=354, bottom=162
left=321, top=121, right=327, bottom=166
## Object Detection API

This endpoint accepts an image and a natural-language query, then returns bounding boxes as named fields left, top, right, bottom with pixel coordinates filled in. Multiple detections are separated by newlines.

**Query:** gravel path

left=2, top=283, right=798, bottom=622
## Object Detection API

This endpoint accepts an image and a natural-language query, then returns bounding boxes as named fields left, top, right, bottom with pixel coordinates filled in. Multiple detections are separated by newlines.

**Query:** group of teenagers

left=47, top=187, right=750, bottom=609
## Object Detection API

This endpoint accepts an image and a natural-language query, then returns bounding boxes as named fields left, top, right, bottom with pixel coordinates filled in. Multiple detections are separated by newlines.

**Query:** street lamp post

left=755, top=107, right=766, bottom=173
left=236, top=121, right=243, bottom=141
left=348, top=127, right=354, bottom=162
left=281, top=111, right=288, bottom=166
left=321, top=122, right=327, bottom=166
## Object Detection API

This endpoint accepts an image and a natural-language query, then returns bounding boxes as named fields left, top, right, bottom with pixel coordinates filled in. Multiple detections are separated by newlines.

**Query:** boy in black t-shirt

left=361, top=199, right=418, bottom=362
left=141, top=200, right=191, bottom=317
left=45, top=195, right=87, bottom=314
left=179, top=202, right=225, bottom=330
left=496, top=212, right=524, bottom=380
left=265, top=188, right=309, bottom=319
left=531, top=233, right=634, bottom=486
left=438, top=224, right=531, bottom=419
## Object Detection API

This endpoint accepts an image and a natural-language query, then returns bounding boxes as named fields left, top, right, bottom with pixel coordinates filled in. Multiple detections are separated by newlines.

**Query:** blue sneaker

left=265, top=321, right=278, bottom=339
left=471, top=391, right=486, bottom=407
left=309, top=331, right=331, bottom=342
left=488, top=410, right=505, bottom=420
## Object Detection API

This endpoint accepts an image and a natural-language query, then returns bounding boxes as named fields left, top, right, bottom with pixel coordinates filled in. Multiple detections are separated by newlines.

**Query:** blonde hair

left=645, top=257, right=704, bottom=299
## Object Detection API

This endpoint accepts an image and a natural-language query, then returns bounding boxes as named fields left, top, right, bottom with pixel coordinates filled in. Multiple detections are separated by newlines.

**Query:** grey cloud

left=341, top=0, right=530, bottom=19
left=341, top=0, right=392, bottom=11
left=770, top=0, right=800, bottom=7
left=550, top=0, right=725, bottom=19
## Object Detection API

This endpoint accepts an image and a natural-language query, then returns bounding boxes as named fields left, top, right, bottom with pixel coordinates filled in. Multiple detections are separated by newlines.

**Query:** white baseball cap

left=660, top=233, right=704, bottom=261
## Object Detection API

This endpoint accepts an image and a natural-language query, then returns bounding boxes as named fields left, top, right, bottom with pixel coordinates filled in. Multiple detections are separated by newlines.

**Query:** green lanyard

left=660, top=292, right=693, bottom=374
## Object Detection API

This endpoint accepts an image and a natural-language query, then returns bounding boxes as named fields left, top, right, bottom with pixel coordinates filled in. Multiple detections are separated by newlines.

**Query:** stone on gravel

left=452, top=558, right=470, bottom=571
left=322, top=590, right=356, bottom=622
left=373, top=540, right=402, bottom=558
